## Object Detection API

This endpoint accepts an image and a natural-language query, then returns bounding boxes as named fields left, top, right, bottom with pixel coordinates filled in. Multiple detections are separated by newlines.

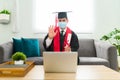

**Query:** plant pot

left=117, top=56, right=120, bottom=68
left=118, top=47, right=120, bottom=56
left=0, top=14, right=10, bottom=24
left=14, top=60, right=24, bottom=65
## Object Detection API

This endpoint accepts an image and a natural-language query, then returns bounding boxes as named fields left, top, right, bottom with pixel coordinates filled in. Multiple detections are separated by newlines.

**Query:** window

left=33, top=0, right=94, bottom=33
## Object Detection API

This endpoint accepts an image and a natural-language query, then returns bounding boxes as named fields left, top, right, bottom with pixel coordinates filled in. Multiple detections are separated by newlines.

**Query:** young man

left=43, top=12, right=79, bottom=52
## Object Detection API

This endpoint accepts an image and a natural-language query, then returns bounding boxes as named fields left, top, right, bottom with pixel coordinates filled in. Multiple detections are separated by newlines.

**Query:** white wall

left=0, top=0, right=16, bottom=44
left=0, top=0, right=120, bottom=44
left=94, top=0, right=120, bottom=39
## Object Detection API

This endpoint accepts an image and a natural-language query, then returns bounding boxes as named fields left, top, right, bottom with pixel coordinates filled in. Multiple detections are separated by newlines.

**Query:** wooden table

left=0, top=65, right=120, bottom=80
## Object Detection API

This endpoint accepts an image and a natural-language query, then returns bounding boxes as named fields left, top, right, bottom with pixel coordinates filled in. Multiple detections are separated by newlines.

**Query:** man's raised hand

left=48, top=25, right=57, bottom=39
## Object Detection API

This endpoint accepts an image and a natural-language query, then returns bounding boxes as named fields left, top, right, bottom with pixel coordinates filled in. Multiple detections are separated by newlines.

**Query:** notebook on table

left=43, top=52, right=78, bottom=73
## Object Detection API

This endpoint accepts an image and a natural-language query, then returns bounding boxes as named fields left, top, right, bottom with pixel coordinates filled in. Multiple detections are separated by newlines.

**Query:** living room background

left=0, top=0, right=120, bottom=44
left=34, top=0, right=94, bottom=33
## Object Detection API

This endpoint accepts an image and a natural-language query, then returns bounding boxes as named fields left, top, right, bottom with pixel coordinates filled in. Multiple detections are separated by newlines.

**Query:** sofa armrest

left=94, top=40, right=118, bottom=71
left=0, top=42, right=13, bottom=63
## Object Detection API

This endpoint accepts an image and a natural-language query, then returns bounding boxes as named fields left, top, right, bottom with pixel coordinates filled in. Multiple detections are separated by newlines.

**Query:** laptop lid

left=43, top=52, right=78, bottom=73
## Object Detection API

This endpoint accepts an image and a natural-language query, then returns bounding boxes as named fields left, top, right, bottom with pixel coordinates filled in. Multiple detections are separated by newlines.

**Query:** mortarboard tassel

left=55, top=14, right=58, bottom=27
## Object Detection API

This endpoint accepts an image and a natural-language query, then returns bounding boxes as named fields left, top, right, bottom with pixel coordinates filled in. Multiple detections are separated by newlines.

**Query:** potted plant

left=100, top=28, right=120, bottom=56
left=100, top=28, right=120, bottom=67
left=12, top=52, right=27, bottom=65
left=0, top=9, right=11, bottom=24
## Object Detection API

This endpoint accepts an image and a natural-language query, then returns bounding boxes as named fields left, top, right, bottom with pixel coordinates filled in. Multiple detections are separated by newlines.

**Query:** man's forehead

left=58, top=18, right=67, bottom=20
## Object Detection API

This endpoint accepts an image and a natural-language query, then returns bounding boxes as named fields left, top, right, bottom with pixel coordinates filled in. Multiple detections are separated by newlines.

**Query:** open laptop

left=43, top=52, right=78, bottom=73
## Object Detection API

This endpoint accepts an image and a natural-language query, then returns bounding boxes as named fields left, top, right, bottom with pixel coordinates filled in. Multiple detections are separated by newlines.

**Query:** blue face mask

left=58, top=22, right=67, bottom=29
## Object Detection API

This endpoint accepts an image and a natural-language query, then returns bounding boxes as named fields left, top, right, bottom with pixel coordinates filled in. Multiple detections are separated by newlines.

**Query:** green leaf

left=0, top=9, right=10, bottom=14
left=115, top=28, right=120, bottom=33
left=100, top=35, right=110, bottom=40
left=114, top=35, right=120, bottom=40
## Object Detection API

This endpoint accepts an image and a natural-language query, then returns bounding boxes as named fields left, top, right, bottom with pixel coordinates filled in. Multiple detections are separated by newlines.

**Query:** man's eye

left=63, top=20, right=65, bottom=22
left=59, top=20, right=61, bottom=22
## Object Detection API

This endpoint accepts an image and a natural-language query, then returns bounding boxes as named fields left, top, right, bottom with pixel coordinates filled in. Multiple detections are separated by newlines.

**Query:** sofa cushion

left=22, top=38, right=40, bottom=57
left=13, top=38, right=23, bottom=53
left=26, top=57, right=43, bottom=65
left=38, top=38, right=45, bottom=56
left=79, top=57, right=110, bottom=67
left=3, top=57, right=43, bottom=65
left=78, top=39, right=96, bottom=57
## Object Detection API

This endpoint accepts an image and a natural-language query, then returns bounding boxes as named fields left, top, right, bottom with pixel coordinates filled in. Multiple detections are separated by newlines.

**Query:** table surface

left=0, top=65, right=120, bottom=80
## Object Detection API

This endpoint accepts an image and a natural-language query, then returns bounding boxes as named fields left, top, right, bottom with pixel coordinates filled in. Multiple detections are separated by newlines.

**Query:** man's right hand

left=48, top=25, right=57, bottom=39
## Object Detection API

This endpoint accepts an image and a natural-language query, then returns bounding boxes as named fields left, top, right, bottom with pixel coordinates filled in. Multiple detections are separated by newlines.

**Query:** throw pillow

left=21, top=38, right=40, bottom=57
left=12, top=38, right=23, bottom=53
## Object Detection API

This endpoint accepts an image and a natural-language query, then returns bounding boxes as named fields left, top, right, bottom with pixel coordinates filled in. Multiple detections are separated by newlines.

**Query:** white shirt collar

left=60, top=27, right=67, bottom=32
left=60, top=28, right=67, bottom=35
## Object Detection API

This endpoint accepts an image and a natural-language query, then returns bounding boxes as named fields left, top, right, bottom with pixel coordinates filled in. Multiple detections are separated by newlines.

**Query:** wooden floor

left=0, top=65, right=120, bottom=80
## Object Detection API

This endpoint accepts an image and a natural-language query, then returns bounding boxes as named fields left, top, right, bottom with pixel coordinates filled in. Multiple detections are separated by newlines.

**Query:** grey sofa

left=0, top=38, right=118, bottom=71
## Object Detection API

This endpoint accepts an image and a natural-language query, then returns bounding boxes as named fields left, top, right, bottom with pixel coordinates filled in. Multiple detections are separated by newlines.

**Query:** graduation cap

left=53, top=11, right=72, bottom=19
